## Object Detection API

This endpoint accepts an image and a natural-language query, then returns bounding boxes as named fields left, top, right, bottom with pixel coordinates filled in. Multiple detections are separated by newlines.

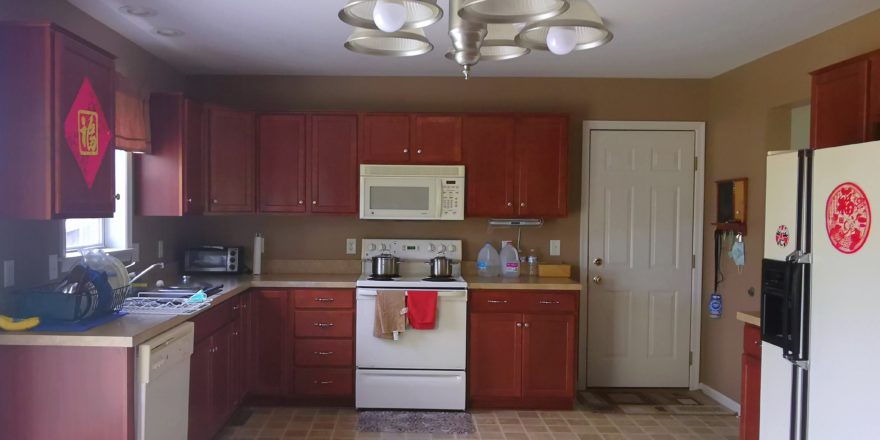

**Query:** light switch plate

left=346, top=239, right=357, bottom=255
left=157, top=241, right=164, bottom=259
left=48, top=254, right=59, bottom=281
left=549, top=240, right=561, bottom=256
left=3, top=260, right=14, bottom=287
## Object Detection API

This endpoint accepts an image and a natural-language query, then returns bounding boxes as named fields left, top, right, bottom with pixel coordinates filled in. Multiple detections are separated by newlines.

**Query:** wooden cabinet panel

left=470, top=290, right=577, bottom=314
left=469, top=313, right=522, bottom=399
left=740, top=353, right=761, bottom=440
left=743, top=323, right=762, bottom=359
left=258, top=114, right=307, bottom=213
left=295, top=339, right=354, bottom=367
left=294, top=289, right=354, bottom=309
left=294, top=367, right=354, bottom=396
left=870, top=54, right=880, bottom=142
left=309, top=114, right=358, bottom=213
left=230, top=316, right=246, bottom=409
left=811, top=58, right=871, bottom=149
left=515, top=116, right=568, bottom=217
left=207, top=106, right=255, bottom=212
left=294, top=310, right=354, bottom=338
left=411, top=115, right=463, bottom=163
left=463, top=115, right=516, bottom=217
left=210, top=324, right=232, bottom=430
left=249, top=290, right=290, bottom=396
left=188, top=337, right=213, bottom=440
left=183, top=100, right=206, bottom=215
left=191, top=299, right=236, bottom=343
left=521, top=313, right=575, bottom=398
left=360, top=113, right=411, bottom=163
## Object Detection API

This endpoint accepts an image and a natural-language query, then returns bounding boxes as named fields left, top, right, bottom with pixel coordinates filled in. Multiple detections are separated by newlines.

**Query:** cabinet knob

left=417, top=149, right=422, bottom=154
left=212, top=199, right=219, bottom=204
left=313, top=322, right=335, bottom=328
left=187, top=197, right=193, bottom=204
left=520, top=202, right=526, bottom=207
left=538, top=300, right=560, bottom=305
left=506, top=202, right=513, bottom=207
left=314, top=297, right=335, bottom=302
left=523, top=323, right=530, bottom=328
left=403, top=148, right=409, bottom=153
left=314, top=380, right=334, bottom=385
left=298, top=200, right=304, bottom=205
left=487, top=299, right=509, bottom=304
left=232, top=331, right=239, bottom=336
left=312, top=201, right=317, bottom=205
left=314, top=351, right=335, bottom=356
left=516, top=322, right=523, bottom=327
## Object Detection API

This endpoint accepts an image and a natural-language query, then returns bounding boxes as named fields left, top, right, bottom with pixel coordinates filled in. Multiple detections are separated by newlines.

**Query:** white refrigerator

left=761, top=141, right=880, bottom=439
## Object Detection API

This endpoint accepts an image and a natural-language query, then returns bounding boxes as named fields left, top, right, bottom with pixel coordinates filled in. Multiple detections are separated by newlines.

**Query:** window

left=64, top=150, right=132, bottom=255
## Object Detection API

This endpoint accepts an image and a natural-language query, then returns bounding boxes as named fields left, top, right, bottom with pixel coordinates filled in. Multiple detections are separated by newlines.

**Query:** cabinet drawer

left=295, top=339, right=353, bottom=367
left=294, top=367, right=353, bottom=396
left=294, top=310, right=354, bottom=338
left=520, top=292, right=577, bottom=313
left=191, top=298, right=237, bottom=343
left=294, top=289, right=354, bottom=309
left=743, top=324, right=762, bottom=359
left=470, top=291, right=577, bottom=313
left=469, top=291, right=521, bottom=312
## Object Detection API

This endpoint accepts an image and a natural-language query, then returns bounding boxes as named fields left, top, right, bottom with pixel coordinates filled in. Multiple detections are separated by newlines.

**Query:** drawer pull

left=313, top=351, right=335, bottom=356
left=487, top=299, right=509, bottom=304
left=313, top=322, right=336, bottom=328
left=314, top=380, right=335, bottom=385
left=313, top=297, right=335, bottom=302
left=538, top=300, right=561, bottom=305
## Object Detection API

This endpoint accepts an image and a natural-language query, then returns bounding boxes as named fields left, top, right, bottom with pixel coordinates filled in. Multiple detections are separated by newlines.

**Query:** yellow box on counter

left=538, top=264, right=571, bottom=278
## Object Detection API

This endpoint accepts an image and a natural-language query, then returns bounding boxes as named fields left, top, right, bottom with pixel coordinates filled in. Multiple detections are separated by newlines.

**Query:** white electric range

left=355, top=239, right=468, bottom=410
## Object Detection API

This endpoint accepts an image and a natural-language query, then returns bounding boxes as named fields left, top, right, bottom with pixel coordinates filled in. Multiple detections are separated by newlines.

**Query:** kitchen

left=1, top=1, right=880, bottom=440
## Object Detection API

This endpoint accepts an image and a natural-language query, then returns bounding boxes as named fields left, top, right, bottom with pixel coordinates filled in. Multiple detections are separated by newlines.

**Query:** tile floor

left=216, top=404, right=739, bottom=440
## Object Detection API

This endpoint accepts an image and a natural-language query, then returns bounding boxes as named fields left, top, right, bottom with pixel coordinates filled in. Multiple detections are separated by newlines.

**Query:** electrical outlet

left=346, top=238, right=357, bottom=255
left=157, top=241, right=164, bottom=259
left=48, top=254, right=59, bottom=281
left=133, top=243, right=140, bottom=262
left=3, top=260, right=14, bottom=288
left=549, top=240, right=561, bottom=256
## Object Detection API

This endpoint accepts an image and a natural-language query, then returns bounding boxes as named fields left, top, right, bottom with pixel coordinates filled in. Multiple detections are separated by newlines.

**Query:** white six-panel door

left=587, top=130, right=696, bottom=387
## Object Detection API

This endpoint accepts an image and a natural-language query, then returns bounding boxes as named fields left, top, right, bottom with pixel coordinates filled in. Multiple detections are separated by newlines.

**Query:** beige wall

left=700, top=9, right=880, bottom=400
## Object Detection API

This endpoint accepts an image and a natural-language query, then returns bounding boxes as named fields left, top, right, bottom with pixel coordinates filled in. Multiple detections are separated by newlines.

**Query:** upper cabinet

left=206, top=106, right=256, bottom=213
left=811, top=50, right=880, bottom=149
left=0, top=23, right=116, bottom=219
left=359, top=113, right=462, bottom=164
left=464, top=115, right=569, bottom=218
left=309, top=114, right=359, bottom=214
left=258, top=114, right=308, bottom=213
left=135, top=93, right=205, bottom=216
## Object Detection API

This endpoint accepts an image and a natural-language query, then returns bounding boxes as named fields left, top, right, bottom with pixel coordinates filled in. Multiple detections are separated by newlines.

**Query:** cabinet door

left=188, top=337, right=213, bottom=440
left=230, top=316, right=245, bottom=409
left=411, top=115, right=463, bottom=163
left=463, top=116, right=516, bottom=217
left=740, top=354, right=761, bottom=440
left=183, top=100, right=205, bottom=214
left=53, top=30, right=116, bottom=218
left=207, top=106, right=255, bottom=212
left=870, top=54, right=880, bottom=142
left=249, top=290, right=290, bottom=396
left=515, top=116, right=568, bottom=217
left=360, top=114, right=411, bottom=163
left=309, top=114, right=358, bottom=214
left=258, top=114, right=308, bottom=213
left=811, top=59, right=871, bottom=149
left=210, top=325, right=232, bottom=432
left=469, top=313, right=522, bottom=399
left=522, top=313, right=575, bottom=398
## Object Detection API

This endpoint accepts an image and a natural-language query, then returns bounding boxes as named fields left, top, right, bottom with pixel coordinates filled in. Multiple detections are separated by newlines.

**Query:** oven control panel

left=362, top=239, right=463, bottom=261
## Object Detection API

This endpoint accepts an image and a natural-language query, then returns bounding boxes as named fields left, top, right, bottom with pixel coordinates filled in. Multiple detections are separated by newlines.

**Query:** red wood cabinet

left=468, top=290, right=578, bottom=409
left=411, top=115, right=463, bottom=163
left=740, top=324, right=761, bottom=440
left=463, top=115, right=517, bottom=217
left=360, top=113, right=462, bottom=164
left=136, top=93, right=205, bottom=216
left=249, top=290, right=290, bottom=397
left=188, top=337, right=213, bottom=440
left=0, top=23, right=116, bottom=219
left=810, top=50, right=880, bottom=149
left=360, top=113, right=411, bottom=163
left=463, top=115, right=569, bottom=218
left=206, top=106, right=255, bottom=212
left=258, top=114, right=308, bottom=213
left=309, top=114, right=359, bottom=214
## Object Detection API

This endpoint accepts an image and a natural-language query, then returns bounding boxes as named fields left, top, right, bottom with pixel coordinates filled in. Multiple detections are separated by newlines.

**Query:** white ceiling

left=68, top=0, right=879, bottom=78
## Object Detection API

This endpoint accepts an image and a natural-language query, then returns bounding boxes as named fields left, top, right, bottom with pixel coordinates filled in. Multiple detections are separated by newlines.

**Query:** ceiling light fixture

left=339, top=0, right=443, bottom=32
left=344, top=28, right=434, bottom=57
left=446, top=24, right=530, bottom=63
left=154, top=27, right=184, bottom=37
left=458, top=0, right=569, bottom=24
left=516, top=0, right=613, bottom=54
left=118, top=5, right=157, bottom=17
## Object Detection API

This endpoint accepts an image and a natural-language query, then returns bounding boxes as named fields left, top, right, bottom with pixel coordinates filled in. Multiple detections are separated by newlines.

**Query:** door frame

left=578, top=121, right=706, bottom=390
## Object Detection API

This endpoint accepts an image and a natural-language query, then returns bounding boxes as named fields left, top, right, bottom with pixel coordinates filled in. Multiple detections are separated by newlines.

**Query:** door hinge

left=694, top=157, right=698, bottom=172
left=689, top=351, right=694, bottom=366
left=692, top=254, right=696, bottom=269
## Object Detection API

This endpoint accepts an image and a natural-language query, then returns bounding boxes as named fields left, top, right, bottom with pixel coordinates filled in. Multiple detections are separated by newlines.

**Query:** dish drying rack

left=122, top=296, right=212, bottom=315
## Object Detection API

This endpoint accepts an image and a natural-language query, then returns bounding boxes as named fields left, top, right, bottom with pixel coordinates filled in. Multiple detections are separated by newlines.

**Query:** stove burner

left=422, top=276, right=458, bottom=282
left=368, top=275, right=400, bottom=281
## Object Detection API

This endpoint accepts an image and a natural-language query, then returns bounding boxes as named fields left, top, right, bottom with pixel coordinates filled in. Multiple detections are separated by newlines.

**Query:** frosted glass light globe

left=373, top=0, right=407, bottom=33
left=546, top=26, right=577, bottom=55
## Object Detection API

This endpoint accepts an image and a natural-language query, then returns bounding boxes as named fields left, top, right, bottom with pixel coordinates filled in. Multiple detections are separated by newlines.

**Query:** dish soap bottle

left=500, top=243, right=521, bottom=278
left=477, top=243, right=501, bottom=277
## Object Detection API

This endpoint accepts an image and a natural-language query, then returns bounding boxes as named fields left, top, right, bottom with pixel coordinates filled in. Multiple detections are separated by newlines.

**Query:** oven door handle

left=357, top=290, right=467, bottom=300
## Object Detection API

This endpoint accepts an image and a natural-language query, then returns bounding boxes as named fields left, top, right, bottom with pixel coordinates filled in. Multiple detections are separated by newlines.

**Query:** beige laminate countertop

left=0, top=273, right=580, bottom=348
left=737, top=311, right=761, bottom=327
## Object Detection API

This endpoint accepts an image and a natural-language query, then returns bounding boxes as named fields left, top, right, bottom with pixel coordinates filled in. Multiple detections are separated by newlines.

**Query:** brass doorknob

left=592, top=276, right=602, bottom=284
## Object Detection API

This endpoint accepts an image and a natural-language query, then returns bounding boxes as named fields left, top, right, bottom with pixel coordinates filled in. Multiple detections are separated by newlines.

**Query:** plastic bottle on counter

left=477, top=243, right=501, bottom=277
left=527, top=249, right=539, bottom=277
left=500, top=243, right=521, bottom=278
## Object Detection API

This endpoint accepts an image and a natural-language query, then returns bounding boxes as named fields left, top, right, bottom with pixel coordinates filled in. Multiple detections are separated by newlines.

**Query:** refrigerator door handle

left=785, top=250, right=812, bottom=264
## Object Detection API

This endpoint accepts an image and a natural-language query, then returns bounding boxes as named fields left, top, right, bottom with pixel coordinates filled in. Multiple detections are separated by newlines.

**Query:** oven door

left=356, top=288, right=467, bottom=370
left=360, top=176, right=441, bottom=220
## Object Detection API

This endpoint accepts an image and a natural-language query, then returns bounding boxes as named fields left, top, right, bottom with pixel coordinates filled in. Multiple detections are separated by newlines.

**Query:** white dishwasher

left=135, top=322, right=195, bottom=440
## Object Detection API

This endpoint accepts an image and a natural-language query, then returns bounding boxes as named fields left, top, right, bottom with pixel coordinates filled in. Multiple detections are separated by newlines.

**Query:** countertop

left=736, top=311, right=761, bottom=327
left=0, top=273, right=579, bottom=348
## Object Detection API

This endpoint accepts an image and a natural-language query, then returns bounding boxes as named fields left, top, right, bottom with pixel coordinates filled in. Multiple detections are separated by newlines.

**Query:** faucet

left=129, top=262, right=165, bottom=284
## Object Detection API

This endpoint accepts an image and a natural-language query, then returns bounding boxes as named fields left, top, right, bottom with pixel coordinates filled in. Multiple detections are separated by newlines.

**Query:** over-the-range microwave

left=360, top=164, right=464, bottom=220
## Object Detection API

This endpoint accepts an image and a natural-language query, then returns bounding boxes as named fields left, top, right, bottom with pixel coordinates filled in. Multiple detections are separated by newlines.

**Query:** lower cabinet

left=740, top=324, right=761, bottom=440
left=249, top=290, right=291, bottom=397
left=468, top=290, right=578, bottom=409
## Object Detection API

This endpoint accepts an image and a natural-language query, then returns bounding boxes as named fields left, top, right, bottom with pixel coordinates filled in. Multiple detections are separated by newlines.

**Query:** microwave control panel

left=440, top=178, right=465, bottom=220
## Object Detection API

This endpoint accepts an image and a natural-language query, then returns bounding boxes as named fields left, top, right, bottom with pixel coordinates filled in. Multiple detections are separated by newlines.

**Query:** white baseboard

left=698, top=382, right=741, bottom=415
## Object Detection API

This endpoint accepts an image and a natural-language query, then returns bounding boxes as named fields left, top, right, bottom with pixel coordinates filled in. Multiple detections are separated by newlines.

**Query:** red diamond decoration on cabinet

left=63, top=77, right=112, bottom=188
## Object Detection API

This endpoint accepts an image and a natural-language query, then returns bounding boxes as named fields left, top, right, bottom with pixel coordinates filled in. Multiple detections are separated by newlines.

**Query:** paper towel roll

left=253, top=233, right=264, bottom=275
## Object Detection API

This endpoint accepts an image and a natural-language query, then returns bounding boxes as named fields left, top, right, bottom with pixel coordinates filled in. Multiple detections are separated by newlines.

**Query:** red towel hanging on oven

left=406, top=291, right=438, bottom=330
